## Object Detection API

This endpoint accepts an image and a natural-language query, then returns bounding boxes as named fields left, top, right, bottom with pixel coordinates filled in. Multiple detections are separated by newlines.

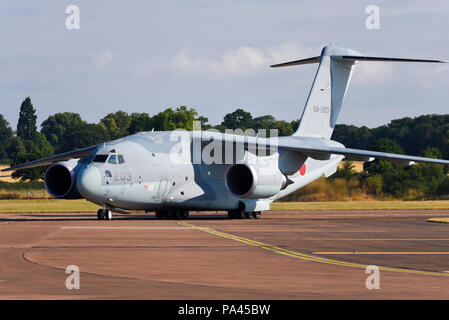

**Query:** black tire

left=155, top=210, right=164, bottom=219
left=252, top=211, right=261, bottom=219
left=242, top=211, right=250, bottom=219
left=105, top=209, right=112, bottom=220
left=166, top=210, right=175, bottom=220
left=181, top=210, right=189, bottom=219
left=97, top=209, right=104, bottom=220
left=227, top=210, right=238, bottom=219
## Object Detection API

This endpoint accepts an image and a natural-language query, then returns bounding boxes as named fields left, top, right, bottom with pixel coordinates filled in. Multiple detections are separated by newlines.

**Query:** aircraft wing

left=1, top=145, right=99, bottom=172
left=277, top=138, right=449, bottom=165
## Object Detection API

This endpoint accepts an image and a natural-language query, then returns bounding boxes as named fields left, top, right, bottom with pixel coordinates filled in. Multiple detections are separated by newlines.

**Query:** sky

left=0, top=0, right=448, bottom=130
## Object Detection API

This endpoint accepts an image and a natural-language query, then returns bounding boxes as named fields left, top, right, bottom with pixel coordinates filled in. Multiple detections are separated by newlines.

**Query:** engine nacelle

left=44, top=159, right=83, bottom=199
left=225, top=163, right=287, bottom=199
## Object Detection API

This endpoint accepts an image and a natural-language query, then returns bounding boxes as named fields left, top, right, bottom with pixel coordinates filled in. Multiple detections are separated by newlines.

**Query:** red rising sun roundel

left=299, top=163, right=306, bottom=176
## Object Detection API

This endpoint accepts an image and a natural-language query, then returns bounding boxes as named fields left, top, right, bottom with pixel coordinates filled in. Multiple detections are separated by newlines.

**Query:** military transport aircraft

left=3, top=46, right=448, bottom=220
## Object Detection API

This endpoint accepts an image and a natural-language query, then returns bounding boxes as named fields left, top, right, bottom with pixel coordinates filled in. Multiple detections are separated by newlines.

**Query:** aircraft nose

left=77, top=166, right=102, bottom=200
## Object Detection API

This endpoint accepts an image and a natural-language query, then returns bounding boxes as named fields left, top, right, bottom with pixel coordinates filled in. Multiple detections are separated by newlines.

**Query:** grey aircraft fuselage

left=76, top=131, right=342, bottom=212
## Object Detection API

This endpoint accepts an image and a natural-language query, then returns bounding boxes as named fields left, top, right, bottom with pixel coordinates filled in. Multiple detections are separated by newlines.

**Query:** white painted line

left=61, top=226, right=191, bottom=230
left=296, top=213, right=449, bottom=218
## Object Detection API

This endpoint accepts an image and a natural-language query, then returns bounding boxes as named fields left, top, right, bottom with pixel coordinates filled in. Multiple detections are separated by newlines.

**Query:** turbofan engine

left=225, top=163, right=288, bottom=199
left=44, top=159, right=83, bottom=199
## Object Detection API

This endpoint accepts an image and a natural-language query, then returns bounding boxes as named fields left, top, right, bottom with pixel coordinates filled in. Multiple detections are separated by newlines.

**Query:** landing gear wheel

left=104, top=209, right=112, bottom=220
left=228, top=210, right=249, bottom=219
left=97, top=209, right=104, bottom=220
left=252, top=211, right=261, bottom=219
left=166, top=210, right=175, bottom=220
left=155, top=210, right=164, bottom=219
left=227, top=210, right=237, bottom=219
left=181, top=210, right=189, bottom=219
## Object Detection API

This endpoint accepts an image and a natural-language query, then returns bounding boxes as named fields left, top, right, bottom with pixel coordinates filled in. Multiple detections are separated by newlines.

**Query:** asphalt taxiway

left=0, top=210, right=449, bottom=299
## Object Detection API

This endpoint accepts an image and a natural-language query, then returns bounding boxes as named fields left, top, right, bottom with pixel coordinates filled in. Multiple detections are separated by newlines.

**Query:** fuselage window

left=108, top=154, right=117, bottom=164
left=118, top=155, right=125, bottom=164
left=93, top=154, right=108, bottom=163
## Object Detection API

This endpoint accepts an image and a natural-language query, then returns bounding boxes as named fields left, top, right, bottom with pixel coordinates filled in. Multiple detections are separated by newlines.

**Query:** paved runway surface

left=1, top=210, right=449, bottom=299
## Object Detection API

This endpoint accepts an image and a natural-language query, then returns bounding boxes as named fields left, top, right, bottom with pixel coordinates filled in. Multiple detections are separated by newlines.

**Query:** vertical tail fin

left=271, top=45, right=445, bottom=139
left=272, top=46, right=359, bottom=138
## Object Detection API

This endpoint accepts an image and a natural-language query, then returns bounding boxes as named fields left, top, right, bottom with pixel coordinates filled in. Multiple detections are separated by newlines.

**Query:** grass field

left=0, top=165, right=16, bottom=183
left=0, top=199, right=448, bottom=213
left=0, top=199, right=98, bottom=213
left=271, top=201, right=449, bottom=211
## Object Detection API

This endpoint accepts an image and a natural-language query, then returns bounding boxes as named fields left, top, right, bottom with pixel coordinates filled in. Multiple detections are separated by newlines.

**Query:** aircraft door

left=153, top=178, right=171, bottom=202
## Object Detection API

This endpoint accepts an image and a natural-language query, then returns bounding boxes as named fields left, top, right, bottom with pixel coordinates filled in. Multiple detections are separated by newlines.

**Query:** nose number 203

left=113, top=171, right=132, bottom=181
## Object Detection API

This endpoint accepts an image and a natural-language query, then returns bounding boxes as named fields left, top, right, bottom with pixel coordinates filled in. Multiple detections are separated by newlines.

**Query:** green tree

left=128, top=112, right=152, bottom=134
left=363, top=174, right=383, bottom=195
left=409, top=147, right=448, bottom=197
left=0, top=114, right=13, bottom=162
left=59, top=123, right=110, bottom=152
left=364, top=138, right=404, bottom=176
left=150, top=106, right=198, bottom=131
left=10, top=98, right=54, bottom=180
left=10, top=133, right=54, bottom=181
left=221, top=108, right=253, bottom=130
left=333, top=160, right=357, bottom=180
left=17, top=97, right=37, bottom=140
left=291, top=119, right=300, bottom=132
left=100, top=111, right=132, bottom=139
left=196, top=116, right=211, bottom=130
left=41, top=112, right=86, bottom=152
left=272, top=120, right=294, bottom=137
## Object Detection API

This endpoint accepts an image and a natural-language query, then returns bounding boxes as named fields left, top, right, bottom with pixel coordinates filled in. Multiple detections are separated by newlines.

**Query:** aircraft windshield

left=93, top=154, right=108, bottom=163
left=108, top=154, right=117, bottom=164
left=91, top=153, right=124, bottom=164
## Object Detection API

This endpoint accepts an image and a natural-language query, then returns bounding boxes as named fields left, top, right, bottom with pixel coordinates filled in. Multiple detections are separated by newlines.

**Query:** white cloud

left=172, top=43, right=313, bottom=80
left=352, top=61, right=395, bottom=86
left=92, top=50, right=115, bottom=70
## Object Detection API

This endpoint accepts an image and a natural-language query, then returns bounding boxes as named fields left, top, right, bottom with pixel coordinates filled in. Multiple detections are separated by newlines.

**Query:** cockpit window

left=108, top=154, right=117, bottom=164
left=93, top=154, right=108, bottom=163
left=118, top=155, right=125, bottom=164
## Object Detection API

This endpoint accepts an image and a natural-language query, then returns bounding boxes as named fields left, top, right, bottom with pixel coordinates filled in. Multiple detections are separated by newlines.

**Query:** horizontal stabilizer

left=270, top=56, right=320, bottom=68
left=271, top=54, right=446, bottom=69
left=339, top=55, right=446, bottom=63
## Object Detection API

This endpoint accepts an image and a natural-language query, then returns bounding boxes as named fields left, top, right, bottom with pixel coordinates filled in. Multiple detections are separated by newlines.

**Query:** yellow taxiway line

left=305, top=238, right=449, bottom=241
left=179, top=221, right=449, bottom=277
left=427, top=218, right=449, bottom=223
left=314, top=252, right=449, bottom=255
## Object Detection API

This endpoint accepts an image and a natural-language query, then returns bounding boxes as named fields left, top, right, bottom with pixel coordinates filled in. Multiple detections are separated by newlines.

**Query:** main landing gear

left=227, top=210, right=261, bottom=219
left=155, top=209, right=189, bottom=220
left=97, top=208, right=112, bottom=220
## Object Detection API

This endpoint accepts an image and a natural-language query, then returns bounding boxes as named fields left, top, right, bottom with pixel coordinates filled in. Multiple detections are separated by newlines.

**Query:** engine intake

left=44, top=159, right=83, bottom=199
left=225, top=163, right=287, bottom=199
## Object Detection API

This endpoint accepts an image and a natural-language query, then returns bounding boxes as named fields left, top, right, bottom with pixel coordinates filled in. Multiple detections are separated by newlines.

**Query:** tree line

left=1, top=97, right=449, bottom=199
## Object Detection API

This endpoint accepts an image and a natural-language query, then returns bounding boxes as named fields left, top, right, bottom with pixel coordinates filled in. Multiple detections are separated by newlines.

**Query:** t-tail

left=271, top=46, right=445, bottom=139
